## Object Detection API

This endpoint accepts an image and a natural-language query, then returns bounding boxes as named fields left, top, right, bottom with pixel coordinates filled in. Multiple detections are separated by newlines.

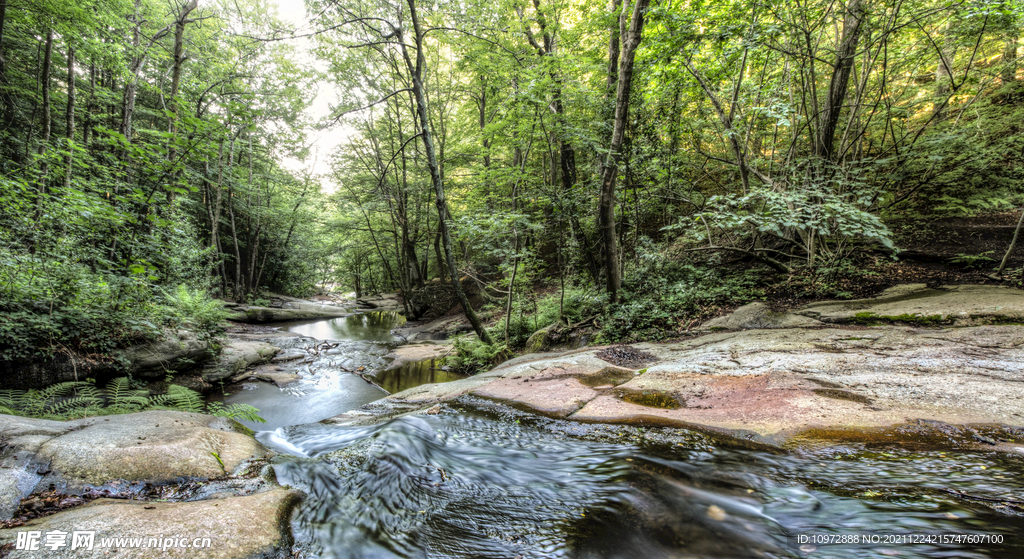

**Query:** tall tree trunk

left=400, top=0, right=493, bottom=344
left=228, top=187, right=243, bottom=302
left=64, top=46, right=75, bottom=189
left=0, top=0, right=14, bottom=147
left=166, top=0, right=199, bottom=204
left=934, top=23, right=954, bottom=120
left=598, top=0, right=649, bottom=303
left=605, top=0, right=623, bottom=103
left=1002, top=29, right=1018, bottom=84
left=120, top=3, right=142, bottom=144
left=816, top=0, right=865, bottom=160
left=120, top=0, right=169, bottom=151
left=37, top=30, right=53, bottom=199
left=83, top=62, right=95, bottom=150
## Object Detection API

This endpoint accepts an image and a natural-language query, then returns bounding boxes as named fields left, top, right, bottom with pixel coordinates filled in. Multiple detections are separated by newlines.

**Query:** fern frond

left=208, top=403, right=266, bottom=423
left=165, top=385, right=204, bottom=413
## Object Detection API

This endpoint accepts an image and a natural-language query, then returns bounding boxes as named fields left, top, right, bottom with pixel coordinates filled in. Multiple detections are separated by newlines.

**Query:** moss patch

left=849, top=312, right=947, bottom=326
left=614, top=388, right=684, bottom=410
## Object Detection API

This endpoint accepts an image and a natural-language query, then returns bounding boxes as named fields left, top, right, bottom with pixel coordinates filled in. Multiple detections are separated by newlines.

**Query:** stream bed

left=229, top=313, right=1024, bottom=558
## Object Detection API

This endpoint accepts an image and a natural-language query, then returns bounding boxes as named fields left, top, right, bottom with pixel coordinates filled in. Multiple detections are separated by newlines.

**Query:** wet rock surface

left=203, top=339, right=280, bottom=382
left=0, top=488, right=301, bottom=559
left=0, top=411, right=270, bottom=518
left=384, top=289, right=1024, bottom=447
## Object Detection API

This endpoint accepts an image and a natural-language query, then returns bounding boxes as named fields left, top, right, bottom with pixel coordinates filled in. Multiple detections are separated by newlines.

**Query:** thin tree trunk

left=934, top=23, right=954, bottom=120
left=83, top=62, right=95, bottom=150
left=0, top=0, right=14, bottom=143
left=1002, top=30, right=1018, bottom=84
left=64, top=46, right=74, bottom=189
left=400, top=0, right=493, bottom=344
left=598, top=0, right=649, bottom=303
left=228, top=188, right=243, bottom=302
left=817, top=0, right=865, bottom=160
left=37, top=30, right=53, bottom=200
left=166, top=0, right=198, bottom=205
left=995, top=209, right=1024, bottom=276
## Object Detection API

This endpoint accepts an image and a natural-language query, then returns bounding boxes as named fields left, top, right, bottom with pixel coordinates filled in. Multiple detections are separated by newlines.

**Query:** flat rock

left=393, top=315, right=471, bottom=342
left=226, top=305, right=350, bottom=324
left=796, top=284, right=1024, bottom=325
left=118, top=330, right=213, bottom=379
left=204, top=339, right=280, bottom=382
left=0, top=411, right=269, bottom=515
left=472, top=360, right=634, bottom=418
left=231, top=369, right=301, bottom=388
left=383, top=325, right=1024, bottom=446
left=385, top=343, right=450, bottom=370
left=699, top=302, right=822, bottom=331
left=0, top=488, right=301, bottom=558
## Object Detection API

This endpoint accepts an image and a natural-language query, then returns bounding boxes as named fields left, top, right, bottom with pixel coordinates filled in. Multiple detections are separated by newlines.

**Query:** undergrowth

left=0, top=377, right=264, bottom=423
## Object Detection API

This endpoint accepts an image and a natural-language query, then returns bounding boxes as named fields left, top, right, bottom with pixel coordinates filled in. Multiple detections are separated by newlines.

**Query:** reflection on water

left=287, top=311, right=406, bottom=342
left=372, top=359, right=465, bottom=394
left=219, top=373, right=385, bottom=431
left=219, top=336, right=393, bottom=430
left=269, top=405, right=1024, bottom=559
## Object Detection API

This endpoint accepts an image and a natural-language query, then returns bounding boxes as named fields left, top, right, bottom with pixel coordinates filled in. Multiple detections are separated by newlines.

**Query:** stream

left=229, top=312, right=1024, bottom=558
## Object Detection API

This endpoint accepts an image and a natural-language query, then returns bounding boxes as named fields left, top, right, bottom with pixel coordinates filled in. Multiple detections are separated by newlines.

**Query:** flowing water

left=232, top=313, right=1024, bottom=558
left=221, top=312, right=448, bottom=430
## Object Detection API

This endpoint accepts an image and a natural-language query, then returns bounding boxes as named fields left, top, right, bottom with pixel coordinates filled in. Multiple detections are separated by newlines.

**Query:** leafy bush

left=0, top=377, right=264, bottom=423
left=159, top=284, right=230, bottom=336
left=602, top=255, right=764, bottom=342
left=446, top=336, right=512, bottom=375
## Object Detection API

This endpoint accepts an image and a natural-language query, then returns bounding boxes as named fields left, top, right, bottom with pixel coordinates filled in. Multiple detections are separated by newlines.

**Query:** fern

left=106, top=377, right=149, bottom=413
left=0, top=377, right=265, bottom=423
left=162, top=385, right=205, bottom=413
left=206, top=402, right=266, bottom=423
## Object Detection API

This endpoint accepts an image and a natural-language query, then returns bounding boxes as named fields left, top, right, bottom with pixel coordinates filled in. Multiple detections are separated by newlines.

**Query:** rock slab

left=387, top=325, right=1024, bottom=445
left=797, top=284, right=1024, bottom=325
left=0, top=411, right=269, bottom=517
left=0, top=488, right=301, bottom=558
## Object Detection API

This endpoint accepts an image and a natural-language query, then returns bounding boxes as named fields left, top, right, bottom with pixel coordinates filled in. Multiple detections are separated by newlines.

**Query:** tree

left=598, top=0, right=649, bottom=302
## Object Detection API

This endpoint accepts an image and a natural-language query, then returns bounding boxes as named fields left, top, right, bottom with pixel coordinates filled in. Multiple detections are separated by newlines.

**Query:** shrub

left=446, top=336, right=512, bottom=375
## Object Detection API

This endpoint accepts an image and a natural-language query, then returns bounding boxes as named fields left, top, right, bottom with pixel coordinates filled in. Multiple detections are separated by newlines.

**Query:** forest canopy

left=1, top=0, right=1023, bottom=362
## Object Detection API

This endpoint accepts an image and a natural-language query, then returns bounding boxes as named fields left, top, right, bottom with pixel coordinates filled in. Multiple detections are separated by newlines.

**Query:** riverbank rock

left=355, top=293, right=403, bottom=312
left=699, top=302, right=822, bottom=331
left=0, top=488, right=301, bottom=559
left=0, top=331, right=213, bottom=390
left=796, top=284, right=1024, bottom=325
left=384, top=343, right=451, bottom=370
left=393, top=315, right=472, bottom=342
left=386, top=325, right=1024, bottom=447
left=0, top=411, right=269, bottom=517
left=225, top=297, right=351, bottom=324
left=203, top=339, right=280, bottom=382
left=119, top=331, right=214, bottom=378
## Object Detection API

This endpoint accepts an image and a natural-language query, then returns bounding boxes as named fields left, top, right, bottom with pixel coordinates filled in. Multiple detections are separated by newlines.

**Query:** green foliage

left=948, top=251, right=997, bottom=269
left=446, top=336, right=512, bottom=376
left=159, top=285, right=230, bottom=336
left=0, top=378, right=265, bottom=423
left=205, top=402, right=267, bottom=424
left=602, top=246, right=764, bottom=342
left=675, top=173, right=896, bottom=258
